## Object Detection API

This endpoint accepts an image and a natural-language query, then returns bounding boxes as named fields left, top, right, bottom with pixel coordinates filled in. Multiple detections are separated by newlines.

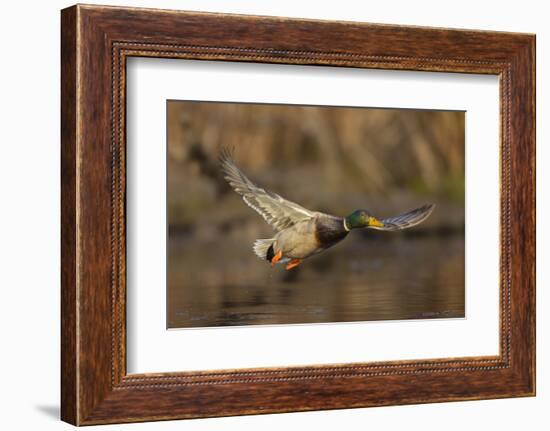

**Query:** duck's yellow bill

left=369, top=217, right=384, bottom=228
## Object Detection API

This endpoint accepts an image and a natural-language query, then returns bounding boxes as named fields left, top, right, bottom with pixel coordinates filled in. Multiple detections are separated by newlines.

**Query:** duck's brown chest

left=314, top=216, right=349, bottom=248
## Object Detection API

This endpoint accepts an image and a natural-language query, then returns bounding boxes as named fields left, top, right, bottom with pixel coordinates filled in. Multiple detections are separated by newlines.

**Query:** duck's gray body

left=261, top=214, right=349, bottom=261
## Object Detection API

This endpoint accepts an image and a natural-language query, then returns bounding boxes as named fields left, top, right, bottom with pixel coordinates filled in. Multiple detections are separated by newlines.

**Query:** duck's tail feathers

left=253, top=238, right=275, bottom=261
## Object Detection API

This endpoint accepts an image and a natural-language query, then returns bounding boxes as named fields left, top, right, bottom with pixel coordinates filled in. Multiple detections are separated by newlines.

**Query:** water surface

left=167, top=233, right=465, bottom=328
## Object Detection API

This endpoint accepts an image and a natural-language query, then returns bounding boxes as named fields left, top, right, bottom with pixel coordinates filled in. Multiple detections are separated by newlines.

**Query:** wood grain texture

left=60, top=6, right=78, bottom=425
left=60, top=4, right=535, bottom=425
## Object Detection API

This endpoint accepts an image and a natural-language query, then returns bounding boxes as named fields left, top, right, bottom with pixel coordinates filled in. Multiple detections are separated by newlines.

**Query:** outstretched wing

left=220, top=151, right=316, bottom=232
left=371, top=204, right=435, bottom=231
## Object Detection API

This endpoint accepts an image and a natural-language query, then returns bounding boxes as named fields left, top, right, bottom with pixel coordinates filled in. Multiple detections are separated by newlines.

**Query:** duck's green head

left=344, top=209, right=384, bottom=230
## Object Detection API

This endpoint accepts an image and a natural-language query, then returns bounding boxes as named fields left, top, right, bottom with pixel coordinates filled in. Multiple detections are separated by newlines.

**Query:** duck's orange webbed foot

left=271, top=250, right=283, bottom=266
left=285, top=259, right=302, bottom=270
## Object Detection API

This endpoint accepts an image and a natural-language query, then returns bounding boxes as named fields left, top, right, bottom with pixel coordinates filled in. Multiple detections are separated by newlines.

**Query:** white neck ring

left=343, top=218, right=351, bottom=232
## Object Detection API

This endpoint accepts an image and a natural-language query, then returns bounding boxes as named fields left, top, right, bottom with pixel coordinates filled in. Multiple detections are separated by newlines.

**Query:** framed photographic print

left=61, top=4, right=535, bottom=425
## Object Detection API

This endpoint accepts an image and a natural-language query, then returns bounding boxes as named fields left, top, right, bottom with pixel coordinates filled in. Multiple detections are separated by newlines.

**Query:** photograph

left=167, top=100, right=466, bottom=328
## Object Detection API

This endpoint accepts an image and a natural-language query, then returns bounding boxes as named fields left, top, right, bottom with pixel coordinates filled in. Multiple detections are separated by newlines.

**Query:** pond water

left=167, top=231, right=465, bottom=329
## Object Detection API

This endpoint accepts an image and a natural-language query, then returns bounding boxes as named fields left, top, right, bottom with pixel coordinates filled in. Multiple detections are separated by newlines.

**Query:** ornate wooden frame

left=61, top=4, right=535, bottom=425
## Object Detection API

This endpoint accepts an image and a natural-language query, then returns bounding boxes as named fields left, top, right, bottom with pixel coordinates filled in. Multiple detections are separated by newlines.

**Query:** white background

left=127, top=59, right=499, bottom=373
left=0, top=0, right=547, bottom=430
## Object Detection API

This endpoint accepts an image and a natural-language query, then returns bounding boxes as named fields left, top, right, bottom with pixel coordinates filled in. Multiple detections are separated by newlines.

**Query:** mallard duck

left=221, top=151, right=435, bottom=270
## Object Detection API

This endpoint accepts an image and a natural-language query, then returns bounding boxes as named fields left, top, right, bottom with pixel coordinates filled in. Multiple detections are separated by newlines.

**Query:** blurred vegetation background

left=167, top=101, right=465, bottom=329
